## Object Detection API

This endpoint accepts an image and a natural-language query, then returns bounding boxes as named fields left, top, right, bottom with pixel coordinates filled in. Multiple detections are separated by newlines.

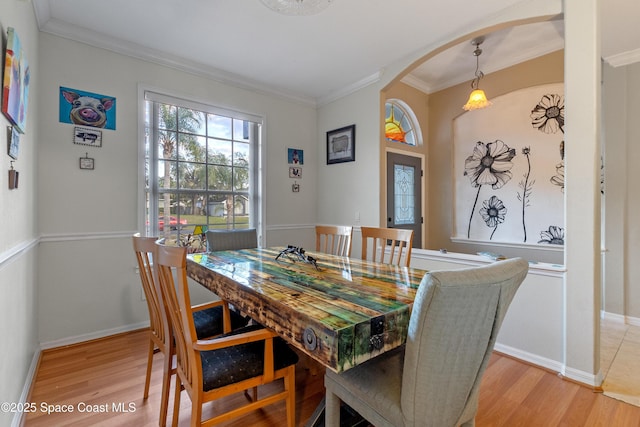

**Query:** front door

left=386, top=152, right=422, bottom=248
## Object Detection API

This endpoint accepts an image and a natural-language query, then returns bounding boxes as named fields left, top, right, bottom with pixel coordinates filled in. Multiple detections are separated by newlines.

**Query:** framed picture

left=287, top=148, right=303, bottom=165
left=73, top=126, right=102, bottom=147
left=2, top=27, right=30, bottom=134
left=7, top=126, right=19, bottom=159
left=289, top=166, right=302, bottom=178
left=59, top=86, right=116, bottom=130
left=327, top=124, right=355, bottom=164
left=79, top=155, right=95, bottom=170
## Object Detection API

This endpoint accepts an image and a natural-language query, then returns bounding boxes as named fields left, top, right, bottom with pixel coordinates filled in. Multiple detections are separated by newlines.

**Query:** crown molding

left=34, top=11, right=318, bottom=107
left=317, top=71, right=382, bottom=107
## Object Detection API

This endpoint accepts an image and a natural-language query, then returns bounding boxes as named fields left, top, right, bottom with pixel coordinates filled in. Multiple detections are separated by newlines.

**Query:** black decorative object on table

left=275, top=245, right=320, bottom=270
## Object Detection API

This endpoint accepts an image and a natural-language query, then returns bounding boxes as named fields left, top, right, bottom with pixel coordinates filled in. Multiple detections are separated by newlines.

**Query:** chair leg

left=190, top=393, right=202, bottom=427
left=171, top=377, right=181, bottom=427
left=285, top=366, right=296, bottom=427
left=325, top=389, right=341, bottom=427
left=144, top=338, right=155, bottom=399
left=158, top=350, right=171, bottom=426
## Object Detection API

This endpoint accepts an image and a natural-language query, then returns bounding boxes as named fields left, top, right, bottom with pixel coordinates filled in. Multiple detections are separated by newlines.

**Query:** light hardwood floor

left=24, top=329, right=640, bottom=426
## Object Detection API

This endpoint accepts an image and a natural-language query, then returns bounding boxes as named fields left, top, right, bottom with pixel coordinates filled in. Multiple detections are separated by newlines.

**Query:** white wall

left=410, top=250, right=565, bottom=372
left=620, top=61, right=640, bottom=319
left=36, top=33, right=318, bottom=344
left=602, top=63, right=628, bottom=318
left=0, top=1, right=40, bottom=425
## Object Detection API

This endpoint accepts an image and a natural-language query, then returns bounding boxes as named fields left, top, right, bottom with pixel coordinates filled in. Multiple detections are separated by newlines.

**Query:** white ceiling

left=32, top=0, right=640, bottom=105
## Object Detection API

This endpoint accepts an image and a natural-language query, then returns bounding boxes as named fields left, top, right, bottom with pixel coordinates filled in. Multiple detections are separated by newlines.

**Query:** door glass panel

left=394, top=164, right=415, bottom=224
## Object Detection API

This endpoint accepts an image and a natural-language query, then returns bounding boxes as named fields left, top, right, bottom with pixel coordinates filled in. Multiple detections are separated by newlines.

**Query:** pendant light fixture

left=260, top=0, right=333, bottom=16
left=463, top=37, right=492, bottom=111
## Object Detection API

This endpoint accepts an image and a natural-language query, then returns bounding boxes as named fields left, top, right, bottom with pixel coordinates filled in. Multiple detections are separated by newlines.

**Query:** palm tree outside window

left=143, top=91, right=262, bottom=251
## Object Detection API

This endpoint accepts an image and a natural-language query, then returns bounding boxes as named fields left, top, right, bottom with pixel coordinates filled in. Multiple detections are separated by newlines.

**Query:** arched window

left=385, top=99, right=422, bottom=146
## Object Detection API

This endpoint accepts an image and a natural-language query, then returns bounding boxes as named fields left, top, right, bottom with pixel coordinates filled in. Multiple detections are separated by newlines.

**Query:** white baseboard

left=563, top=366, right=604, bottom=388
left=601, top=311, right=640, bottom=327
left=494, top=342, right=564, bottom=373
left=39, top=321, right=149, bottom=350
left=12, top=347, right=41, bottom=427
left=494, top=342, right=603, bottom=387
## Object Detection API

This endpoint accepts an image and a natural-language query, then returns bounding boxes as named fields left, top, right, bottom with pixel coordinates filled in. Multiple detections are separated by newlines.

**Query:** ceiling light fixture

left=259, top=0, right=333, bottom=16
left=463, top=37, right=492, bottom=111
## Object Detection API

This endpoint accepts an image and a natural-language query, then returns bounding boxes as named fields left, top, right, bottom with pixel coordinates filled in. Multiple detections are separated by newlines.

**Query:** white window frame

left=137, top=85, right=265, bottom=244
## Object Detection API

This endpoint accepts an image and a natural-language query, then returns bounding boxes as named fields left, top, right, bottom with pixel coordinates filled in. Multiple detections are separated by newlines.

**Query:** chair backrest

left=154, top=243, right=199, bottom=391
left=206, top=228, right=258, bottom=251
left=360, top=227, right=414, bottom=267
left=132, top=234, right=170, bottom=350
left=315, top=225, right=353, bottom=257
left=400, top=257, right=529, bottom=427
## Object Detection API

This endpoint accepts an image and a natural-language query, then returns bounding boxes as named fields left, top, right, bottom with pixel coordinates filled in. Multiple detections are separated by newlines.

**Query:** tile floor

left=600, top=317, right=640, bottom=406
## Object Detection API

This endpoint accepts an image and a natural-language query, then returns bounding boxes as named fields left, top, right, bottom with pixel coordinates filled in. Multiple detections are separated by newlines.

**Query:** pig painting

left=59, top=87, right=116, bottom=130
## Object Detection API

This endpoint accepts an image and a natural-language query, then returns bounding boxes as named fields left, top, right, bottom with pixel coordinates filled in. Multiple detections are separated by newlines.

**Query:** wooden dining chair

left=155, top=242, right=299, bottom=427
left=132, top=234, right=249, bottom=426
left=315, top=225, right=353, bottom=257
left=360, top=226, right=414, bottom=267
left=325, top=258, right=529, bottom=427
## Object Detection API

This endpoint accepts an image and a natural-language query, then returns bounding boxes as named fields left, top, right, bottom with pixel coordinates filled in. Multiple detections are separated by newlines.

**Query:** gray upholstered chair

left=206, top=228, right=258, bottom=251
left=324, top=257, right=529, bottom=427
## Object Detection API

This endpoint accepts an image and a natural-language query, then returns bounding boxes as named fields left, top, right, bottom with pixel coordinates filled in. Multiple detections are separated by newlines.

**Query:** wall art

left=7, top=126, right=19, bottom=159
left=73, top=126, right=102, bottom=147
left=59, top=86, right=116, bottom=130
left=79, top=153, right=95, bottom=170
left=327, top=124, right=355, bottom=164
left=288, top=148, right=303, bottom=165
left=2, top=27, right=30, bottom=133
left=289, top=166, right=302, bottom=178
left=453, top=83, right=565, bottom=246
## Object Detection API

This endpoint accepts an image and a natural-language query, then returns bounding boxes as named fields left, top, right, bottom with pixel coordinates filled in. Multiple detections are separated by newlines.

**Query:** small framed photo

left=79, top=155, right=95, bottom=170
left=327, top=124, right=355, bottom=164
left=74, top=126, right=102, bottom=147
left=287, top=148, right=303, bottom=165
left=7, top=126, right=19, bottom=159
left=289, top=166, right=302, bottom=178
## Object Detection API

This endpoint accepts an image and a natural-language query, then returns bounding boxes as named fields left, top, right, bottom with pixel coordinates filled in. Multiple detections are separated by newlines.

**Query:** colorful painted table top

left=187, top=247, right=427, bottom=372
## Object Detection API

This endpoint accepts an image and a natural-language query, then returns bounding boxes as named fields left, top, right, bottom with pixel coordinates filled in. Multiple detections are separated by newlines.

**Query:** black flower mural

left=480, top=196, right=507, bottom=240
left=550, top=161, right=565, bottom=192
left=538, top=225, right=565, bottom=245
left=517, top=147, right=534, bottom=242
left=532, top=95, right=565, bottom=194
left=464, top=140, right=516, bottom=238
left=530, top=94, right=564, bottom=134
left=454, top=83, right=565, bottom=246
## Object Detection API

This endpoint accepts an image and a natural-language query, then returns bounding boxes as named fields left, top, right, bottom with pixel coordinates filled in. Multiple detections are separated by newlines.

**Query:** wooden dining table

left=186, top=246, right=427, bottom=373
